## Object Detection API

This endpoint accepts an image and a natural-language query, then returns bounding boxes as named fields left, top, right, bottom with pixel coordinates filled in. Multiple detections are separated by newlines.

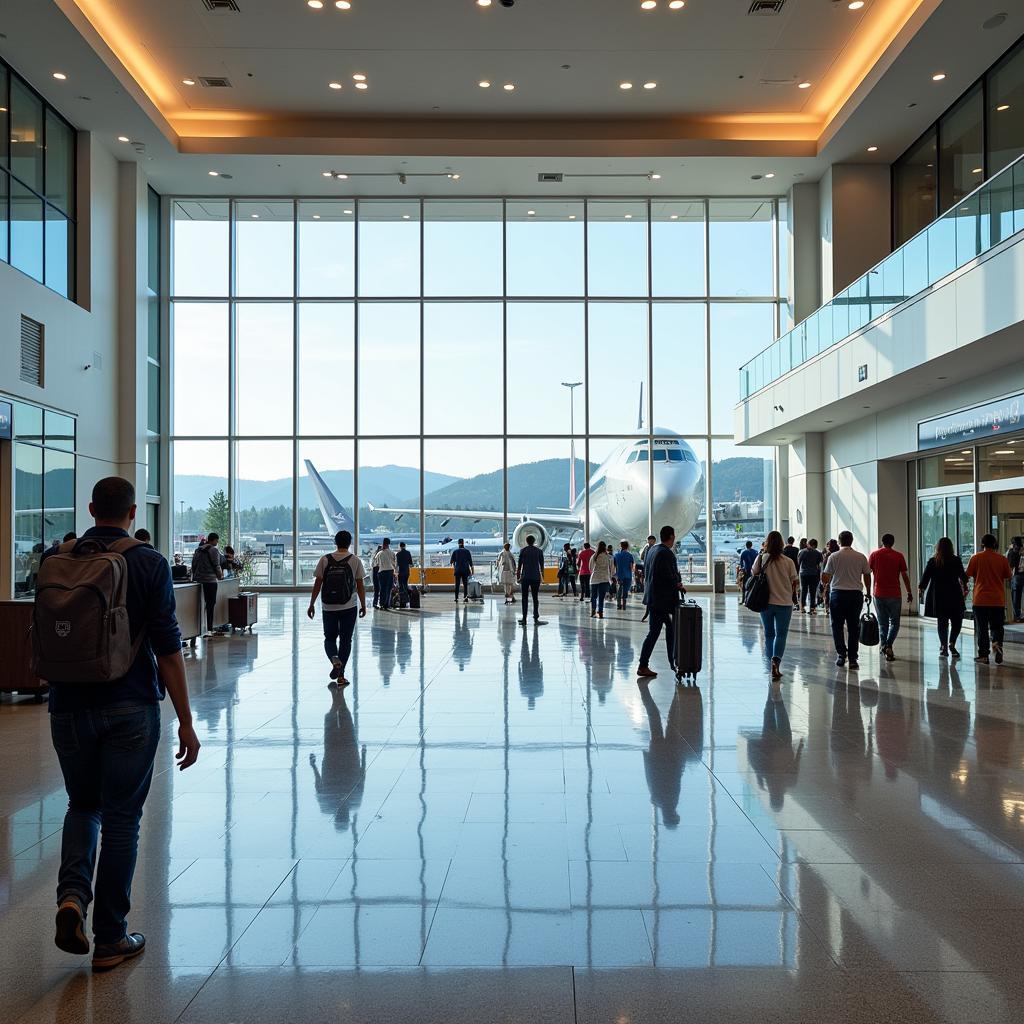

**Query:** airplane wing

left=367, top=502, right=582, bottom=530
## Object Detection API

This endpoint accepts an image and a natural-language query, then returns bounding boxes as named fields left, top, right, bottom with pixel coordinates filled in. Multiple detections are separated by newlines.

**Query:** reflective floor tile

left=421, top=908, right=572, bottom=966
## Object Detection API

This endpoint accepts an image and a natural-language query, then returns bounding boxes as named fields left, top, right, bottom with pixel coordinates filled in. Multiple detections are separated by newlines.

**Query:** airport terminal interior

left=3, top=0, right=1024, bottom=1020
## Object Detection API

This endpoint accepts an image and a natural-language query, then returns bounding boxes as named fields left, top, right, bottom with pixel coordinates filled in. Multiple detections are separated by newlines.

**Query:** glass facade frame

left=169, top=196, right=783, bottom=586
left=0, top=56, right=76, bottom=298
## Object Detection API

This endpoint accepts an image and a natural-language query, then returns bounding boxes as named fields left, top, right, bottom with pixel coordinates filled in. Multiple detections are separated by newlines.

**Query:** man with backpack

left=34, top=477, right=200, bottom=971
left=190, top=532, right=223, bottom=638
left=308, top=530, right=367, bottom=685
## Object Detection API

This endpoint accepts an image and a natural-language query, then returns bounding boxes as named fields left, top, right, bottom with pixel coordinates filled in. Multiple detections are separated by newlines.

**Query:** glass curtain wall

left=169, top=197, right=781, bottom=586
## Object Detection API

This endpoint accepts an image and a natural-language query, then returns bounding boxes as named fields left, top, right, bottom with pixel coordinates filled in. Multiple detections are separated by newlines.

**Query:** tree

left=203, top=489, right=230, bottom=540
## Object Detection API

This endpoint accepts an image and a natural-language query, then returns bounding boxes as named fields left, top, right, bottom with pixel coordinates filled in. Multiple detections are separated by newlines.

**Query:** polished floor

left=2, top=592, right=1024, bottom=1023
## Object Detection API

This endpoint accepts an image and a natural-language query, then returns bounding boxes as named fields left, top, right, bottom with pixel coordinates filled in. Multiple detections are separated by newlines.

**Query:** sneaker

left=884, top=646, right=895, bottom=662
left=590, top=611, right=596, bottom=618
left=92, top=932, right=146, bottom=972
left=598, top=611, right=604, bottom=619
left=519, top=619, right=527, bottom=626
left=994, top=643, right=1004, bottom=664
left=849, top=660, right=860, bottom=671
left=636, top=666, right=658, bottom=678
left=950, top=646, right=961, bottom=659
left=771, top=658, right=782, bottom=681
left=329, top=661, right=343, bottom=680
left=975, top=654, right=990, bottom=664
left=55, top=896, right=89, bottom=955
left=939, top=646, right=949, bottom=657
left=835, top=656, right=846, bottom=667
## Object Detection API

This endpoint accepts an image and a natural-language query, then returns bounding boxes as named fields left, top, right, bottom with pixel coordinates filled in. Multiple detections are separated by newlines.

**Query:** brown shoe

left=92, top=932, right=146, bottom=972
left=55, top=897, right=89, bottom=955
left=636, top=666, right=658, bottom=678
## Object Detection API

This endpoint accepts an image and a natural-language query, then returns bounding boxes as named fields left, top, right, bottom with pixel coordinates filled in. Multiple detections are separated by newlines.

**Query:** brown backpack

left=31, top=537, right=147, bottom=683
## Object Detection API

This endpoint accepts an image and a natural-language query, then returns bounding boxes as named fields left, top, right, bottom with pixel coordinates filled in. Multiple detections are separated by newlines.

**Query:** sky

left=170, top=199, right=780, bottom=482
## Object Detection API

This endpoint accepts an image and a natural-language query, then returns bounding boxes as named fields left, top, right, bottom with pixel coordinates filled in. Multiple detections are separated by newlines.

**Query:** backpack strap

left=108, top=538, right=147, bottom=555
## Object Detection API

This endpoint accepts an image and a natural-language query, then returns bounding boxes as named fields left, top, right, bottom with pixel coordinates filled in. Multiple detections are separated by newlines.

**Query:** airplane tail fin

left=636, top=382, right=644, bottom=432
left=304, top=460, right=356, bottom=536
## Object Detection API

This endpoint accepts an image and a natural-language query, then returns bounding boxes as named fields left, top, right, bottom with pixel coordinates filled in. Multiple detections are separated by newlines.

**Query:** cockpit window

left=626, top=451, right=638, bottom=464
left=636, top=450, right=649, bottom=462
left=668, top=449, right=684, bottom=462
left=653, top=450, right=667, bottom=462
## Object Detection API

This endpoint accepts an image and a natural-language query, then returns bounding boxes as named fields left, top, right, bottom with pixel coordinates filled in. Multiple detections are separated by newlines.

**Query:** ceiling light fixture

left=972, top=167, right=983, bottom=173
left=932, top=72, right=947, bottom=81
left=527, top=209, right=536, bottom=216
left=669, top=214, right=678, bottom=220
left=503, top=83, right=515, bottom=91
left=867, top=145, right=878, bottom=152
left=335, top=0, right=352, bottom=8
left=643, top=81, right=657, bottom=89
left=182, top=78, right=196, bottom=86
left=641, top=0, right=657, bottom=9
left=765, top=172, right=775, bottom=179
left=355, top=82, right=369, bottom=90
left=52, top=72, right=67, bottom=80
left=569, top=214, right=577, bottom=220
left=620, top=82, right=633, bottom=90
left=478, top=80, right=491, bottom=88
left=447, top=173, right=462, bottom=180
left=251, top=213, right=259, bottom=219
left=344, top=209, right=353, bottom=214
left=208, top=170, right=220, bottom=176
left=650, top=173, right=662, bottom=180
left=353, top=73, right=366, bottom=82
left=477, top=0, right=492, bottom=5
left=402, top=214, right=411, bottom=220
left=669, top=0, right=685, bottom=8
left=307, top=0, right=324, bottom=7
left=335, top=172, right=349, bottom=179
left=329, top=81, right=342, bottom=90
left=848, top=0, right=864, bottom=9
left=997, top=103, right=1010, bottom=111
left=322, top=171, right=333, bottom=177
left=118, top=135, right=131, bottom=143
left=798, top=81, right=811, bottom=89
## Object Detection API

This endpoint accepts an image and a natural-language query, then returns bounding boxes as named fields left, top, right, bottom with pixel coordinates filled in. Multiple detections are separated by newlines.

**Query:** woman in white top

left=589, top=541, right=614, bottom=619
left=497, top=543, right=517, bottom=604
left=752, top=530, right=799, bottom=680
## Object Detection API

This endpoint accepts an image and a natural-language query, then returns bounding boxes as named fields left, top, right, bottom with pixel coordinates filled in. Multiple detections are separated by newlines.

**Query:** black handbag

left=859, top=608, right=880, bottom=647
left=744, top=571, right=771, bottom=613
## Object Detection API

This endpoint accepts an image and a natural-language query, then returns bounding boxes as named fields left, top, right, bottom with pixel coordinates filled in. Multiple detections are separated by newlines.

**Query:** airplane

left=360, top=427, right=705, bottom=555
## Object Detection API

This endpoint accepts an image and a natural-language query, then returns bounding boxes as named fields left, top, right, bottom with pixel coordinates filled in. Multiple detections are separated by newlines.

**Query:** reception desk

left=174, top=578, right=240, bottom=642
left=0, top=601, right=46, bottom=697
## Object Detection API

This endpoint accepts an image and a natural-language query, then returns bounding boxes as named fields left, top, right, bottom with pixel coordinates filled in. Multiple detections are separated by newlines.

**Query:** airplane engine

left=511, top=520, right=549, bottom=552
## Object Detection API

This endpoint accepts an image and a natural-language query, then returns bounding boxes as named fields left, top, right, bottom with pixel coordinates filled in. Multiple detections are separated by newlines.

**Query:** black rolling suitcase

left=673, top=600, right=703, bottom=682
left=408, top=588, right=421, bottom=610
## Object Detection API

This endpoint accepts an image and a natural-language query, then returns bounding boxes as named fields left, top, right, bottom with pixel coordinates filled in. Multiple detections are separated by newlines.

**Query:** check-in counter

left=174, top=577, right=240, bottom=643
left=0, top=601, right=46, bottom=698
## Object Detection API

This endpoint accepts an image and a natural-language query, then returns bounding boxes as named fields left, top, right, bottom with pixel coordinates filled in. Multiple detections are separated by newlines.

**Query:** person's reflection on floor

left=309, top=686, right=366, bottom=831
left=518, top=625, right=544, bottom=709
left=926, top=661, right=969, bottom=784
left=875, top=672, right=910, bottom=781
left=638, top=682, right=703, bottom=828
left=395, top=614, right=412, bottom=675
left=614, top=631, right=635, bottom=680
left=830, top=679, right=874, bottom=799
left=452, top=605, right=474, bottom=672
left=974, top=682, right=1015, bottom=770
left=744, top=687, right=804, bottom=810
left=370, top=619, right=397, bottom=685
left=587, top=627, right=615, bottom=706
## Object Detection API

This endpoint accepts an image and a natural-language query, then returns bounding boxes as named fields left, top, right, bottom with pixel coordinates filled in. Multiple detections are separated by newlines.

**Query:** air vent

left=538, top=173, right=564, bottom=183
left=202, top=0, right=241, bottom=11
left=199, top=76, right=232, bottom=88
left=748, top=0, right=785, bottom=13
left=20, top=316, right=44, bottom=387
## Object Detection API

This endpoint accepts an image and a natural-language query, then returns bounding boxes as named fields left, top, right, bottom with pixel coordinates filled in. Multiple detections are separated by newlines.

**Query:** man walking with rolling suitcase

left=637, top=526, right=683, bottom=679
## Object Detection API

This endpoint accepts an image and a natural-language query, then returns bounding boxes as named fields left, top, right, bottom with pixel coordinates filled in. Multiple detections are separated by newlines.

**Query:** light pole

left=561, top=381, right=583, bottom=506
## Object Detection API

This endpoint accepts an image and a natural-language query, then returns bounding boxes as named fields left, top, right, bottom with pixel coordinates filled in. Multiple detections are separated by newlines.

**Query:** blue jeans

left=617, top=578, right=632, bottom=607
left=760, top=603, right=793, bottom=661
left=323, top=607, right=358, bottom=667
left=873, top=596, right=903, bottom=647
left=377, top=570, right=394, bottom=609
left=830, top=590, right=864, bottom=661
left=591, top=581, right=610, bottom=613
left=50, top=703, right=161, bottom=944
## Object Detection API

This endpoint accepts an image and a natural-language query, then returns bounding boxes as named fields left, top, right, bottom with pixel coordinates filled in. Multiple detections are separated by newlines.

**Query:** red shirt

left=868, top=546, right=908, bottom=598
left=578, top=548, right=594, bottom=574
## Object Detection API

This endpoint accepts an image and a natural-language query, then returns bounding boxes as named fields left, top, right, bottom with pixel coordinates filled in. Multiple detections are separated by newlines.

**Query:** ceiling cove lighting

left=932, top=72, right=947, bottom=81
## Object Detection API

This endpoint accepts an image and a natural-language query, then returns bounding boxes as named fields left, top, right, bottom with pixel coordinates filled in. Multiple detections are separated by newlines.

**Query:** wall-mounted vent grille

left=199, top=76, right=232, bottom=88
left=748, top=0, right=785, bottom=13
left=538, top=173, right=564, bottom=183
left=202, top=0, right=241, bottom=12
left=20, top=316, right=44, bottom=387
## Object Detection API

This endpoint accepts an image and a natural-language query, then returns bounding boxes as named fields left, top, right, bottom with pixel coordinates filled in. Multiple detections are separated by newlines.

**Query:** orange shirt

left=966, top=549, right=1012, bottom=607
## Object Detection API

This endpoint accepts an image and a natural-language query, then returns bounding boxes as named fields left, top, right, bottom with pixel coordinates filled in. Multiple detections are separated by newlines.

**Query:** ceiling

left=0, top=0, right=1020, bottom=194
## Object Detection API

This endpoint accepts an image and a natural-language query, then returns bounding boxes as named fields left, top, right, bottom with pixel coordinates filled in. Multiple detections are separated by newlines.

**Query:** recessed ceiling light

left=972, top=167, right=983, bottom=174
left=477, top=0, right=492, bottom=5
left=643, top=82, right=657, bottom=89
left=620, top=82, right=633, bottom=90
left=997, top=103, right=1010, bottom=111
left=848, top=0, right=864, bottom=8
left=624, top=214, right=633, bottom=219
left=670, top=214, right=678, bottom=220
left=322, top=171, right=333, bottom=177
left=798, top=81, right=811, bottom=89
left=208, top=170, right=220, bottom=176
left=995, top=450, right=1015, bottom=455
left=52, top=72, right=67, bottom=81
left=307, top=0, right=323, bottom=7
left=355, top=82, right=369, bottom=90
left=527, top=209, right=536, bottom=216
left=329, top=81, right=342, bottom=90
left=932, top=72, right=947, bottom=81
left=765, top=172, right=775, bottom=179
left=641, top=0, right=657, bottom=9
left=344, top=209, right=353, bottom=214
left=335, top=172, right=349, bottom=179
left=402, top=214, right=411, bottom=220
left=669, top=0, right=685, bottom=8
left=182, top=78, right=196, bottom=86
left=448, top=173, right=462, bottom=180
left=251, top=213, right=259, bottom=219
left=478, top=80, right=491, bottom=88
left=867, top=145, right=878, bottom=152
left=336, top=0, right=352, bottom=7
left=569, top=214, right=576, bottom=220
left=118, top=135, right=131, bottom=143
left=352, top=73, right=366, bottom=82
left=312, top=214, right=321, bottom=220
left=503, top=83, right=515, bottom=91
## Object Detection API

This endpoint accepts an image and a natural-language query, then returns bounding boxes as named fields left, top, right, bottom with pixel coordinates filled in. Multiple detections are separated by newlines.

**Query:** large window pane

left=939, top=83, right=984, bottom=214
left=987, top=40, right=1024, bottom=175
left=709, top=303, right=775, bottom=433
left=506, top=201, right=584, bottom=297
left=505, top=303, right=585, bottom=435
left=236, top=201, right=294, bottom=297
left=358, top=304, right=420, bottom=434
left=679, top=437, right=709, bottom=585
left=0, top=171, right=8, bottom=263
left=172, top=441, right=228, bottom=556
left=588, top=200, right=648, bottom=297
left=298, top=441, right=355, bottom=583
left=894, top=128, right=937, bottom=246
left=237, top=303, right=293, bottom=436
left=652, top=201, right=705, bottom=297
left=423, top=303, right=502, bottom=434
left=298, top=201, right=354, bottom=296
left=172, top=201, right=229, bottom=297
left=709, top=200, right=774, bottom=297
left=711, top=438, right=774, bottom=580
left=172, top=303, right=228, bottom=435
left=44, top=110, right=74, bottom=216
left=585, top=437, right=655, bottom=556
left=10, top=77, right=43, bottom=193
left=44, top=448, right=75, bottom=548
left=507, top=437, right=585, bottom=539
left=44, top=207, right=71, bottom=296
left=298, top=303, right=355, bottom=435
left=236, top=440, right=294, bottom=584
left=0, top=66, right=8, bottom=170
left=358, top=201, right=420, bottom=297
left=424, top=200, right=502, bottom=296
left=10, top=180, right=43, bottom=281
left=14, top=443, right=43, bottom=597
left=653, top=303, right=706, bottom=433
left=588, top=303, right=648, bottom=434
left=44, top=411, right=75, bottom=450
left=358, top=439, right=421, bottom=566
